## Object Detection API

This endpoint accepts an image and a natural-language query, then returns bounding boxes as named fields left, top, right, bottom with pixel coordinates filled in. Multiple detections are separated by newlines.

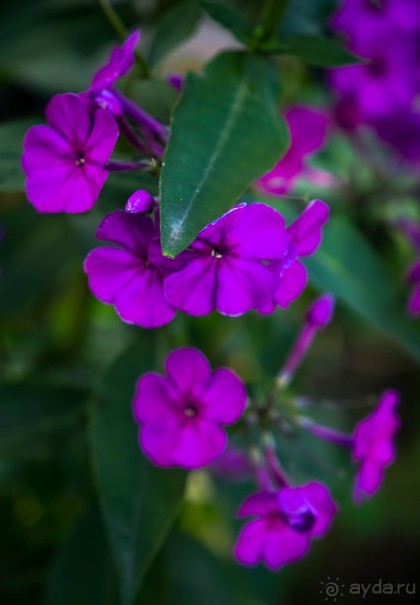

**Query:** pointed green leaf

left=49, top=506, right=119, bottom=605
left=199, top=1, right=252, bottom=41
left=90, top=336, right=186, bottom=605
left=160, top=51, right=289, bottom=257
left=306, top=218, right=420, bottom=362
left=266, top=34, right=360, bottom=67
left=149, top=1, right=202, bottom=66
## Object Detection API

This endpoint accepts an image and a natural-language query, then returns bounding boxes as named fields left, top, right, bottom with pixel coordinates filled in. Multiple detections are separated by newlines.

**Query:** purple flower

left=274, top=200, right=330, bottom=309
left=84, top=209, right=178, bottom=328
left=234, top=482, right=337, bottom=569
left=133, top=347, right=247, bottom=469
left=164, top=203, right=290, bottom=317
left=90, top=30, right=140, bottom=93
left=352, top=390, right=400, bottom=504
left=22, top=93, right=118, bottom=213
left=257, top=106, right=328, bottom=196
left=407, top=261, right=420, bottom=316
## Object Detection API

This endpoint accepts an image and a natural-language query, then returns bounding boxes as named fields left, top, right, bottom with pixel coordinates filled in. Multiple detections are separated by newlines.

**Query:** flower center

left=184, top=403, right=198, bottom=418
left=211, top=248, right=223, bottom=259
left=286, top=509, right=316, bottom=533
left=75, top=157, right=86, bottom=167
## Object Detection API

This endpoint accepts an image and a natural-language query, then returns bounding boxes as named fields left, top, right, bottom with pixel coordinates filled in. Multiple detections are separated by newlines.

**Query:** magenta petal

left=133, top=373, right=178, bottom=423
left=264, top=525, right=310, bottom=569
left=224, top=203, right=289, bottom=260
left=234, top=519, right=267, bottom=566
left=84, top=247, right=141, bottom=303
left=287, top=106, right=328, bottom=156
left=300, top=482, right=338, bottom=537
left=275, top=260, right=308, bottom=308
left=354, top=460, right=383, bottom=504
left=236, top=492, right=277, bottom=518
left=96, top=210, right=156, bottom=253
left=216, top=258, right=275, bottom=316
left=165, top=348, right=212, bottom=397
left=139, top=417, right=182, bottom=467
left=45, top=93, right=91, bottom=147
left=114, top=268, right=176, bottom=328
left=90, top=29, right=140, bottom=92
left=22, top=125, right=72, bottom=172
left=170, top=420, right=227, bottom=469
left=201, top=368, right=247, bottom=424
left=164, top=256, right=216, bottom=316
left=287, top=200, right=329, bottom=256
left=85, top=108, right=119, bottom=164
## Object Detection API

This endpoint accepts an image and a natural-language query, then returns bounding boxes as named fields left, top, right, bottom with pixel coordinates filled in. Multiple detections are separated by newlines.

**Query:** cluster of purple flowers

left=330, top=0, right=420, bottom=166
left=22, top=30, right=167, bottom=214
left=84, top=198, right=329, bottom=327
left=132, top=295, right=400, bottom=570
left=20, top=30, right=402, bottom=574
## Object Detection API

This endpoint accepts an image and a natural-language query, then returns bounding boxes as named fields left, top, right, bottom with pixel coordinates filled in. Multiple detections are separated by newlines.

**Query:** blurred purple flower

left=22, top=93, right=118, bottom=213
left=90, top=30, right=140, bottom=93
left=352, top=390, right=400, bottom=504
left=211, top=446, right=253, bottom=482
left=84, top=210, right=178, bottom=328
left=257, top=106, right=328, bottom=196
left=164, top=203, right=290, bottom=317
left=234, top=482, right=337, bottom=569
left=133, top=348, right=247, bottom=469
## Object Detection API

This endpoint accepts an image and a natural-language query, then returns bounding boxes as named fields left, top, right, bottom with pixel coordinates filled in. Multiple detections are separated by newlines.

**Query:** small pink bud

left=306, top=293, right=335, bottom=328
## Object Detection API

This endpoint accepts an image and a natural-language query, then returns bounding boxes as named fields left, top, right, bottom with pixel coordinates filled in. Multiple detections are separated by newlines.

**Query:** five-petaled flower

left=132, top=347, right=247, bottom=469
left=234, top=482, right=337, bottom=569
left=352, top=390, right=400, bottom=504
left=84, top=210, right=178, bottom=328
left=22, top=93, right=119, bottom=213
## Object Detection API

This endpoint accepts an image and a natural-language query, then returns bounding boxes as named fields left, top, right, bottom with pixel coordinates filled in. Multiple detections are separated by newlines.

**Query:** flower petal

left=165, top=348, right=212, bottom=397
left=45, top=93, right=91, bottom=147
left=287, top=200, right=329, bottom=256
left=263, top=525, right=310, bottom=569
left=133, top=373, right=179, bottom=423
left=201, top=368, right=247, bottom=424
left=85, top=108, right=119, bottom=165
left=84, top=247, right=142, bottom=303
left=96, top=210, right=156, bottom=254
left=164, top=256, right=216, bottom=316
left=234, top=519, right=267, bottom=566
left=170, top=419, right=227, bottom=469
left=275, top=260, right=307, bottom=308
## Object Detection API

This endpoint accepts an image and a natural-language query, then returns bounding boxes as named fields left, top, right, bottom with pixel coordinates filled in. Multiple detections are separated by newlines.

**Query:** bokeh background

left=1, top=1, right=419, bottom=604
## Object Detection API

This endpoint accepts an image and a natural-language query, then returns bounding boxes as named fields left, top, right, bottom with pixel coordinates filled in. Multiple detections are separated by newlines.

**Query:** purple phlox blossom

left=90, top=30, right=140, bottom=94
left=133, top=347, right=247, bottom=469
left=299, top=390, right=400, bottom=504
left=125, top=189, right=157, bottom=214
left=332, top=0, right=420, bottom=46
left=352, top=390, right=400, bottom=504
left=372, top=110, right=420, bottom=166
left=84, top=209, right=178, bottom=328
left=22, top=93, right=118, bottom=213
left=278, top=293, right=335, bottom=387
left=257, top=106, right=329, bottom=196
left=270, top=200, right=330, bottom=311
left=234, top=482, right=337, bottom=569
left=406, top=260, right=420, bottom=316
left=164, top=203, right=291, bottom=317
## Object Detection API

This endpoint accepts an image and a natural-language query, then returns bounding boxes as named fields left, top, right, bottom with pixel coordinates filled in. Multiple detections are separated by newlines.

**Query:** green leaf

left=90, top=336, right=186, bottom=605
left=199, top=1, right=252, bottom=41
left=306, top=217, right=420, bottom=362
left=266, top=34, right=360, bottom=67
left=0, top=119, right=36, bottom=192
left=129, top=79, right=179, bottom=125
left=0, top=382, right=87, bottom=457
left=160, top=51, right=289, bottom=256
left=49, top=505, right=119, bottom=605
left=149, top=1, right=202, bottom=66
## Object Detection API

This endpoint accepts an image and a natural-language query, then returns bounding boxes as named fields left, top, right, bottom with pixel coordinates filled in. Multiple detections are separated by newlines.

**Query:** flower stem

left=93, top=0, right=150, bottom=77
left=106, top=159, right=155, bottom=172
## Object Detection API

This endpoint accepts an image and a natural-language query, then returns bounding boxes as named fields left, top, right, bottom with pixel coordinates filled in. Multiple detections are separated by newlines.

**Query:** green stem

left=258, top=0, right=289, bottom=41
left=93, top=0, right=150, bottom=77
